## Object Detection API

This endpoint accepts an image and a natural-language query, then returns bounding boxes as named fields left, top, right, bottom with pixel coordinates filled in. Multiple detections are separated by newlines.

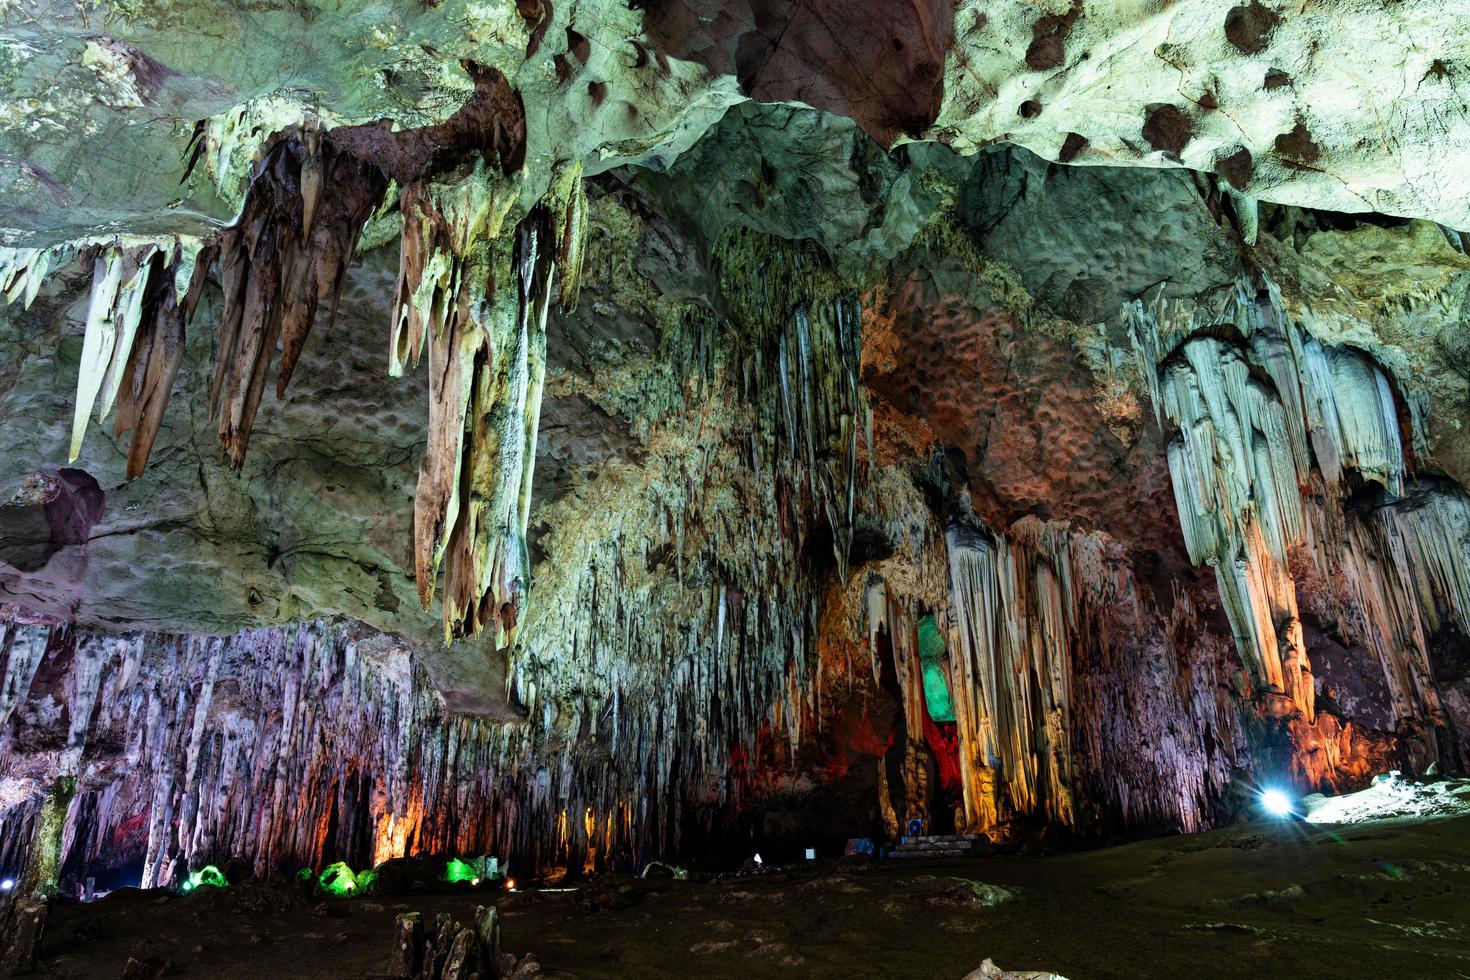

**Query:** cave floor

left=36, top=813, right=1470, bottom=980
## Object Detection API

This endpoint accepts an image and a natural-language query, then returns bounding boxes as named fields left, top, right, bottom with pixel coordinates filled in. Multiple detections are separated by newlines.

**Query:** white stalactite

left=1138, top=275, right=1466, bottom=762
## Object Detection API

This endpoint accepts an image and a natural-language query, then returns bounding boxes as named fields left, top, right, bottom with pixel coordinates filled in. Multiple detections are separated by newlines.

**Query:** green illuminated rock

left=918, top=615, right=956, bottom=724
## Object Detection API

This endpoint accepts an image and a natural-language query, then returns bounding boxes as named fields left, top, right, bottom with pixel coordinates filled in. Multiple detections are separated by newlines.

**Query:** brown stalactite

left=199, top=63, right=524, bottom=473
left=208, top=132, right=389, bottom=468
left=439, top=212, right=554, bottom=644
left=16, top=64, right=540, bottom=643
left=31, top=239, right=215, bottom=476
left=191, top=64, right=541, bottom=642
left=113, top=245, right=214, bottom=479
left=403, top=196, right=559, bottom=643
left=393, top=150, right=582, bottom=640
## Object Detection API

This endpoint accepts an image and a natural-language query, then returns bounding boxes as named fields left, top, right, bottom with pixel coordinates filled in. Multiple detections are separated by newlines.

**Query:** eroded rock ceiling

left=1, top=0, right=1470, bottom=885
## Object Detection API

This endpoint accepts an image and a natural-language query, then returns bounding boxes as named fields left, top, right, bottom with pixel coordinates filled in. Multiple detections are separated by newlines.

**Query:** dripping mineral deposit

left=2, top=2, right=1470, bottom=978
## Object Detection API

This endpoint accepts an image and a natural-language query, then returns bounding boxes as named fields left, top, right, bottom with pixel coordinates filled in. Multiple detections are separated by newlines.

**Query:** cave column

left=19, top=775, right=76, bottom=899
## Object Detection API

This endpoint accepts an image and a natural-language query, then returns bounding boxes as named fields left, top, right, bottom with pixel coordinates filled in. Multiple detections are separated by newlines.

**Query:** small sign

left=804, top=848, right=816, bottom=860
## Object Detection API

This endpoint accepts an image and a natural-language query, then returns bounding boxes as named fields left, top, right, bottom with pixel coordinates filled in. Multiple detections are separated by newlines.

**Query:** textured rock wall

left=6, top=0, right=1469, bottom=244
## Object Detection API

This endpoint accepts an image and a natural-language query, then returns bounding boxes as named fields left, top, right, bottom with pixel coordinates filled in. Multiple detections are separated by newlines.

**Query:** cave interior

left=2, top=1, right=1470, bottom=978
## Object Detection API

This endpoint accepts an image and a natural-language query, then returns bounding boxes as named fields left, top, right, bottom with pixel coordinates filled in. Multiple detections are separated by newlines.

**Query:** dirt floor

left=32, top=812, right=1470, bottom=979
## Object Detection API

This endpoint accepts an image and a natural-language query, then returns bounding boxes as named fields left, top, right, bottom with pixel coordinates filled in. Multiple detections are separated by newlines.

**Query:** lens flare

left=1260, top=788, right=1294, bottom=817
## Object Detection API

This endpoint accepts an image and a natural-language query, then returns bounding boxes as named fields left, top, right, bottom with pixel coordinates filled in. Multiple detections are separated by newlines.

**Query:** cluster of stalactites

left=207, top=123, right=389, bottom=467
left=2, top=239, right=210, bottom=478
left=710, top=228, right=870, bottom=577
left=1332, top=490, right=1470, bottom=761
left=1157, top=334, right=1313, bottom=712
left=492, top=257, right=899, bottom=856
left=864, top=578, right=929, bottom=743
left=5, top=116, right=590, bottom=646
left=2, top=122, right=389, bottom=475
left=0, top=245, right=59, bottom=309
left=0, top=618, right=667, bottom=887
left=860, top=512, right=1242, bottom=838
left=1133, top=277, right=1470, bottom=749
left=941, top=523, right=1080, bottom=830
left=392, top=161, right=587, bottom=644
left=509, top=453, right=830, bottom=858
left=1136, top=277, right=1413, bottom=503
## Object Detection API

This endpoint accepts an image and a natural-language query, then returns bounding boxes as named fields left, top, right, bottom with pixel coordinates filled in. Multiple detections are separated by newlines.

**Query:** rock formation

left=0, top=0, right=1468, bottom=894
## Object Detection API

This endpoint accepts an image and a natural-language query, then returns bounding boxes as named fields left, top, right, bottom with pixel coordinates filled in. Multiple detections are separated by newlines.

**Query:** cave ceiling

left=1, top=0, right=1469, bottom=724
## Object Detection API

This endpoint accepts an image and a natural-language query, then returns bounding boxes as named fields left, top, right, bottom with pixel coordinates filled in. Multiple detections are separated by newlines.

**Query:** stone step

left=898, top=834, right=983, bottom=845
left=889, top=847, right=974, bottom=859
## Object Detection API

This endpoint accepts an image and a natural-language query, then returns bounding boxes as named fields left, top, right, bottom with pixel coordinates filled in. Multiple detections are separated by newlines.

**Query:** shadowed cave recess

left=2, top=1, right=1470, bottom=977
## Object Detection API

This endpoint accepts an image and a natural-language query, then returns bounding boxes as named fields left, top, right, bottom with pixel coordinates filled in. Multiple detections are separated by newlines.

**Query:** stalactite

left=1133, top=275, right=1463, bottom=771
left=845, top=473, right=1244, bottom=838
left=114, top=244, right=213, bottom=478
left=208, top=127, right=389, bottom=467
left=72, top=244, right=155, bottom=462
left=941, top=522, right=1085, bottom=830
left=1332, top=488, right=1470, bottom=765
left=0, top=621, right=535, bottom=886
left=710, top=228, right=869, bottom=573
left=865, top=578, right=927, bottom=745
left=0, top=245, right=58, bottom=310
left=1141, top=278, right=1416, bottom=716
left=0, top=239, right=211, bottom=477
left=389, top=159, right=580, bottom=644
left=544, top=161, right=587, bottom=313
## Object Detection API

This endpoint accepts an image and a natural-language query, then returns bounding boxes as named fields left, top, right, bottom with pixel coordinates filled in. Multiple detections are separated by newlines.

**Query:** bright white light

left=753, top=853, right=763, bottom=867
left=1261, top=788, right=1294, bottom=817
left=0, top=879, right=12, bottom=892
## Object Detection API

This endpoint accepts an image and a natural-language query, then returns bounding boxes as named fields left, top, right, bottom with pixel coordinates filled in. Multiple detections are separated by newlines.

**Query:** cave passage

left=3, top=2, right=1470, bottom=977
